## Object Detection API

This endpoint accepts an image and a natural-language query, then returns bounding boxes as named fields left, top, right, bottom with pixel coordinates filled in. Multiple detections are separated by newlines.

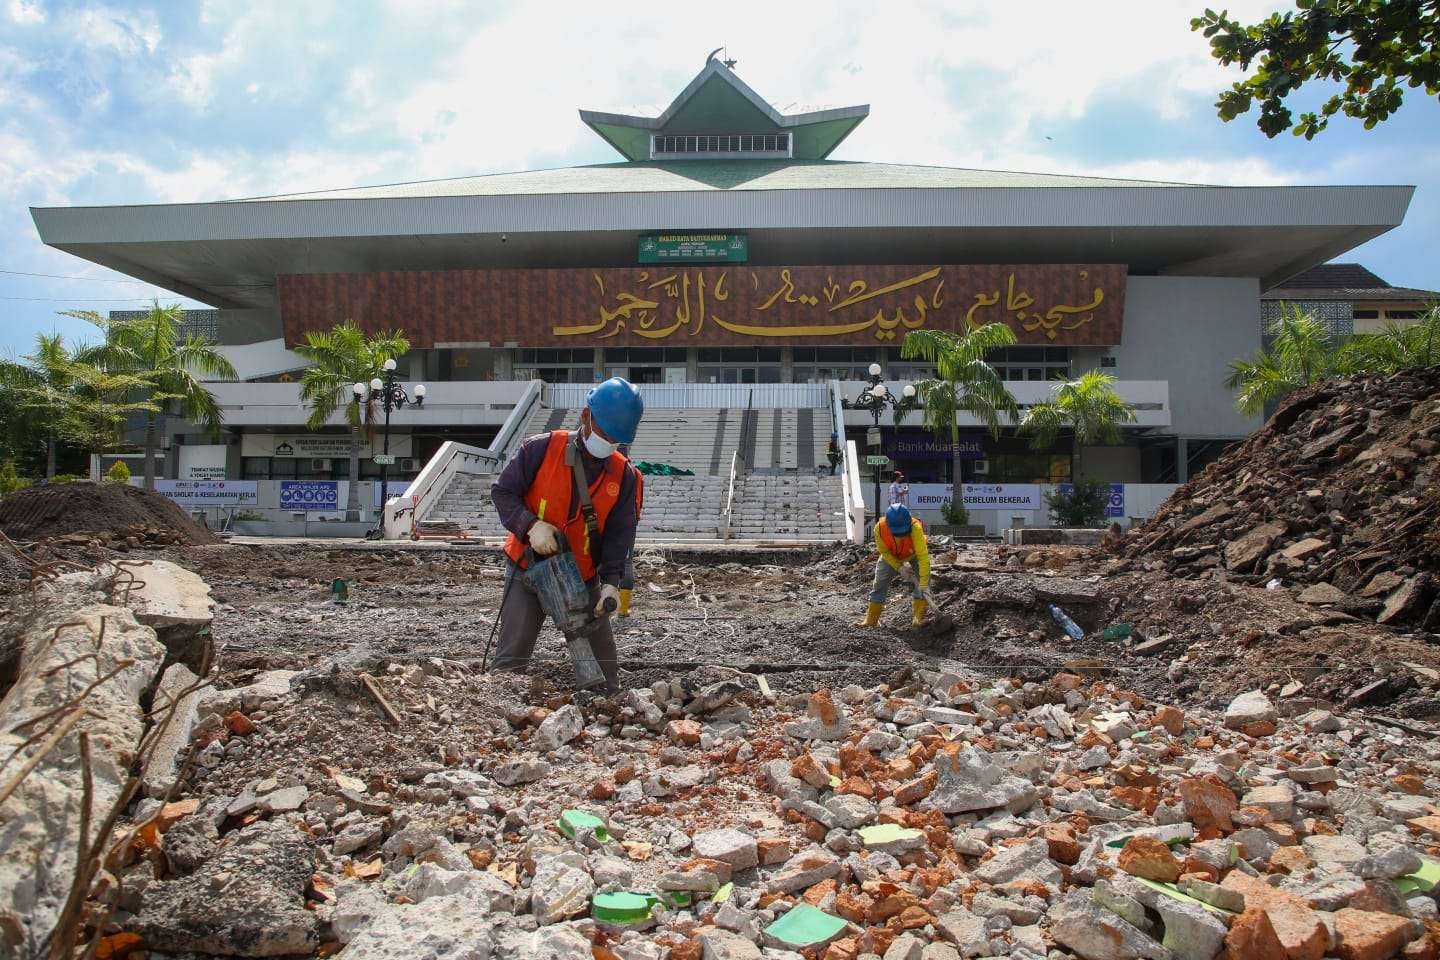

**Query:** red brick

left=1118, top=835, right=1181, bottom=882
left=1228, top=908, right=1289, bottom=960
left=1333, top=908, right=1412, bottom=960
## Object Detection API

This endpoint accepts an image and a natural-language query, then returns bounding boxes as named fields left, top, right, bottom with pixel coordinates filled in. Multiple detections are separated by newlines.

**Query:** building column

left=687, top=347, right=700, bottom=383
left=593, top=348, right=605, bottom=382
left=780, top=345, right=794, bottom=383
left=1176, top=437, right=1188, bottom=483
left=494, top=350, right=514, bottom=380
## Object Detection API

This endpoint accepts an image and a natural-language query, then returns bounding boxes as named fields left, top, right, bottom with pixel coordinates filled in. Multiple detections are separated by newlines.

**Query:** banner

left=153, top=480, right=258, bottom=506
left=883, top=435, right=985, bottom=461
left=241, top=434, right=413, bottom=459
left=279, top=480, right=339, bottom=510
left=960, top=483, right=1044, bottom=511
left=1060, top=482, right=1126, bottom=518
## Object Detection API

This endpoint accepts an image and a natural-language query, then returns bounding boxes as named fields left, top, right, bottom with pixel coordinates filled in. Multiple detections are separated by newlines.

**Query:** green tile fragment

left=763, top=903, right=848, bottom=947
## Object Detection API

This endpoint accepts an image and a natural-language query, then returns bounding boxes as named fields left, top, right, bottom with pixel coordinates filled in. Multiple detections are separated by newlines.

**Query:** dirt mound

left=1125, top=367, right=1440, bottom=627
left=0, top=482, right=217, bottom=546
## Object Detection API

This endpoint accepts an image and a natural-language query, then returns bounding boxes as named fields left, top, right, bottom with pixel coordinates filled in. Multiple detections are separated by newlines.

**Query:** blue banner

left=883, top=435, right=985, bottom=461
left=279, top=480, right=339, bottom=510
left=1059, top=482, right=1125, bottom=518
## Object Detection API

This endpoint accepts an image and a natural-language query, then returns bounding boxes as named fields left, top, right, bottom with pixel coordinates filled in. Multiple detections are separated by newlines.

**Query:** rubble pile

left=1124, top=368, right=1440, bottom=628
left=101, top=647, right=1440, bottom=960
left=0, top=481, right=217, bottom=548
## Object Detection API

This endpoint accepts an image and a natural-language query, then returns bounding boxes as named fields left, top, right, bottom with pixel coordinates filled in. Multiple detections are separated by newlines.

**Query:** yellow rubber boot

left=858, top=602, right=883, bottom=628
left=912, top=599, right=928, bottom=626
left=618, top=588, right=632, bottom=617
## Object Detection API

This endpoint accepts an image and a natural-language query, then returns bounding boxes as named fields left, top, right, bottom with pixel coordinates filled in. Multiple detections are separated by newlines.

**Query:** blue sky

left=2, top=0, right=1437, bottom=359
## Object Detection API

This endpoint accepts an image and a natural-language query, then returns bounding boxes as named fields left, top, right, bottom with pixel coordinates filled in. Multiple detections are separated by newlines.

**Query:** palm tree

left=0, top=334, right=82, bottom=478
left=1018, top=369, right=1136, bottom=481
left=1338, top=305, right=1440, bottom=373
left=0, top=333, right=153, bottom=479
left=294, top=322, right=410, bottom=519
left=63, top=302, right=237, bottom=490
left=901, top=324, right=1020, bottom=489
left=1225, top=304, right=1344, bottom=417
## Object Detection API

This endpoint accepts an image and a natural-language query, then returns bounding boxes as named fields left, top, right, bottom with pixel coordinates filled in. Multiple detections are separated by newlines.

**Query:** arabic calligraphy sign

left=277, top=264, right=1125, bottom=348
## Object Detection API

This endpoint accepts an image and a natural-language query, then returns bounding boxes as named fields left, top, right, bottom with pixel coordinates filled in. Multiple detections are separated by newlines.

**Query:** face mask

left=583, top=426, right=619, bottom=459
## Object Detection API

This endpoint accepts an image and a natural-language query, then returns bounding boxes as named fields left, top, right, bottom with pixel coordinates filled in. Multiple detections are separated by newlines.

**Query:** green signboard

left=638, top=233, right=748, bottom=263
left=372, top=454, right=396, bottom=466
left=865, top=455, right=891, bottom=466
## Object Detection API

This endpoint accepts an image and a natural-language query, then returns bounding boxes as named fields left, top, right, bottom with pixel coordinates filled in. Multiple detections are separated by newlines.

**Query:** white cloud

left=7, top=0, right=45, bottom=24
left=59, top=5, right=161, bottom=54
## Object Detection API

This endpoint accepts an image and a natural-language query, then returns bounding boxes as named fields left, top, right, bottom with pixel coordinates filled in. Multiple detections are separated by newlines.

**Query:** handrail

left=720, top=450, right=741, bottom=540
left=842, top=438, right=865, bottom=544
left=381, top=440, right=493, bottom=538
left=489, top=379, right=543, bottom=462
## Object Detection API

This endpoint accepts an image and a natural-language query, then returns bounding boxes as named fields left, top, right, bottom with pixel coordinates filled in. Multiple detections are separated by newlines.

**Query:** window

left=651, top=133, right=789, bottom=156
left=1353, top=310, right=1379, bottom=319
left=1386, top=310, right=1423, bottom=319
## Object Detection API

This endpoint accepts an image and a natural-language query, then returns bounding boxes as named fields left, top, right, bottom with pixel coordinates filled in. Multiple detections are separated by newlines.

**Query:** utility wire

left=0, top=268, right=156, bottom=283
left=0, top=296, right=174, bottom=302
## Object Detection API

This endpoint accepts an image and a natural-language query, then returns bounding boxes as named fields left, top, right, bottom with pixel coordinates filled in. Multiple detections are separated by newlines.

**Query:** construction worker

left=491, top=377, right=644, bottom=693
left=826, top=432, right=842, bottom=475
left=858, top=503, right=930, bottom=628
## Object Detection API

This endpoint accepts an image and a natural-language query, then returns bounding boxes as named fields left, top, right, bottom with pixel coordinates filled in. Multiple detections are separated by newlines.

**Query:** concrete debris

left=26, top=521, right=1437, bottom=959
left=141, top=662, right=204, bottom=798
left=0, top=590, right=166, bottom=957
left=133, top=820, right=318, bottom=956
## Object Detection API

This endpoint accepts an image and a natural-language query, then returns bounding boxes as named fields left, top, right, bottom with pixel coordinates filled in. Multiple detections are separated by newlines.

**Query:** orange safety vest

left=502, top=431, right=627, bottom=581
left=879, top=518, right=922, bottom=562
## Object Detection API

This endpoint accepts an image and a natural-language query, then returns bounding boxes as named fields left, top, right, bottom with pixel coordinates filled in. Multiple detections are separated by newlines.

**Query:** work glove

left=528, top=520, right=562, bottom=556
left=595, top=583, right=621, bottom=618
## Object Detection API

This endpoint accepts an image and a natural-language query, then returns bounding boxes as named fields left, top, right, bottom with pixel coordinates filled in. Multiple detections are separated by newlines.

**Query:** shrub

left=0, top=461, right=29, bottom=496
left=1045, top=478, right=1110, bottom=528
left=940, top=499, right=970, bottom=526
left=50, top=474, right=81, bottom=484
left=105, top=460, right=132, bottom=483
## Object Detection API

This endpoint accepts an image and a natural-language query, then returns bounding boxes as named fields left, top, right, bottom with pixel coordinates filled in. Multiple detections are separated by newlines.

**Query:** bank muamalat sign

left=278, top=264, right=1125, bottom=349
left=884, top=434, right=985, bottom=461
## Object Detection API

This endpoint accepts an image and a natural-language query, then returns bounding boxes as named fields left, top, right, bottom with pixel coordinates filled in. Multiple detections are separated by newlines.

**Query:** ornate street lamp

left=842, top=363, right=916, bottom=536
left=356, top=358, right=424, bottom=536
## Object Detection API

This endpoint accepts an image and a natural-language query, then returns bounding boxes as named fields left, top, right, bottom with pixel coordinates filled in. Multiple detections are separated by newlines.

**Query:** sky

left=2, top=0, right=1438, bottom=359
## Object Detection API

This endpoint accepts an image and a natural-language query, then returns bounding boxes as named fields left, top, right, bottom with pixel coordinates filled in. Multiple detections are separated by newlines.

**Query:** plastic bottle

left=1047, top=603, right=1085, bottom=640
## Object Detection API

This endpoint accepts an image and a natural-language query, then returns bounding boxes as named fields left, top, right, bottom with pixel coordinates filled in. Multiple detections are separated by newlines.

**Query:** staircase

left=727, top=473, right=848, bottom=541
left=415, top=387, right=850, bottom=544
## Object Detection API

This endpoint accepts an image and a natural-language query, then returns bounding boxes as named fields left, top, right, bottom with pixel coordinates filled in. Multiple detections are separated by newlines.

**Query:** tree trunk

left=348, top=429, right=362, bottom=520
left=143, top=412, right=157, bottom=491
left=45, top=437, right=55, bottom=480
left=951, top=423, right=964, bottom=519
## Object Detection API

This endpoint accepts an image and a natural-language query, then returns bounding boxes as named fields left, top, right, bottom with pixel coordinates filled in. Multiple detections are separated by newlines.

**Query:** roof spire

left=706, top=47, right=738, bottom=70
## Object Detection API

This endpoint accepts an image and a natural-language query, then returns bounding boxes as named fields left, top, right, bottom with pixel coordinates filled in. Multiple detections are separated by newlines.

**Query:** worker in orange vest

left=858, top=503, right=931, bottom=628
left=491, top=378, right=644, bottom=693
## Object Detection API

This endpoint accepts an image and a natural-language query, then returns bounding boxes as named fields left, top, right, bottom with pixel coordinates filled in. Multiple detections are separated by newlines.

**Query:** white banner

left=960, top=483, right=1044, bottom=511
left=179, top=444, right=228, bottom=480
left=902, top=483, right=1047, bottom=511
left=241, top=433, right=413, bottom=459
left=153, top=479, right=258, bottom=505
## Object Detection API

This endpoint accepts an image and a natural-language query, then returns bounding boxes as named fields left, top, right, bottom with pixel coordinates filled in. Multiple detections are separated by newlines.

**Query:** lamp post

left=842, top=362, right=915, bottom=537
left=355, top=358, right=424, bottom=537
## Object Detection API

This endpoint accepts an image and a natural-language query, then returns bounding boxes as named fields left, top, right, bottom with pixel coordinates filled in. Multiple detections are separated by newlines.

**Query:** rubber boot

left=618, top=588, right=632, bottom=617
left=858, top=602, right=883, bottom=628
left=911, top=598, right=928, bottom=627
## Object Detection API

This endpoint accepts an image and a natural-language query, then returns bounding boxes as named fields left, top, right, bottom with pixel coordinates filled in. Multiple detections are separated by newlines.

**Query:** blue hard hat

left=831, top=431, right=838, bottom=438
left=586, top=377, right=644, bottom=444
left=885, top=503, right=912, bottom=535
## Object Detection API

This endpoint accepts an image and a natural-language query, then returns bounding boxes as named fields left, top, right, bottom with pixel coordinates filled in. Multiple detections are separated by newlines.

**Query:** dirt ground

left=28, top=535, right=1432, bottom=724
